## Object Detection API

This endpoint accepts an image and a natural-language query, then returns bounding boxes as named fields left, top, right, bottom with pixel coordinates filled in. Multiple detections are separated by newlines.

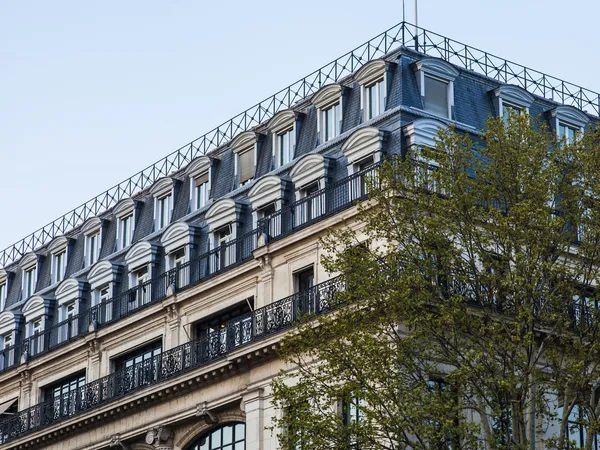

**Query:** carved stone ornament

left=195, top=401, right=219, bottom=424
left=145, top=425, right=173, bottom=448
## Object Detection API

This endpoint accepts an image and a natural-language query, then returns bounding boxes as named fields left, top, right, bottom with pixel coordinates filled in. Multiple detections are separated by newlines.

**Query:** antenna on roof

left=402, top=0, right=405, bottom=22
left=414, top=0, right=419, bottom=50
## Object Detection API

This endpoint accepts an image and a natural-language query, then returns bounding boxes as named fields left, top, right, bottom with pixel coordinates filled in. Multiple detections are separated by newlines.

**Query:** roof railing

left=2, top=21, right=599, bottom=268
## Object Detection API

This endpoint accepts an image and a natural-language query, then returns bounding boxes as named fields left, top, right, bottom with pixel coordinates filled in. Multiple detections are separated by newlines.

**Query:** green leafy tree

left=271, top=114, right=600, bottom=450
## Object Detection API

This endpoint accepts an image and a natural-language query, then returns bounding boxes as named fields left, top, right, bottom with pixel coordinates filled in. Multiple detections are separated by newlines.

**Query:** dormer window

left=52, top=251, right=66, bottom=284
left=0, top=311, right=18, bottom=370
left=24, top=267, right=37, bottom=299
left=55, top=278, right=85, bottom=343
left=186, top=157, right=213, bottom=213
left=205, top=199, right=243, bottom=272
left=150, top=177, right=175, bottom=231
left=268, top=109, right=300, bottom=169
left=22, top=295, right=52, bottom=356
left=549, top=106, right=589, bottom=146
left=413, top=58, right=459, bottom=120
left=312, top=84, right=344, bottom=144
left=0, top=270, right=8, bottom=312
left=248, top=175, right=289, bottom=239
left=490, top=85, right=534, bottom=122
left=82, top=217, right=103, bottom=268
left=88, top=260, right=120, bottom=325
left=161, top=222, right=198, bottom=290
left=356, top=59, right=389, bottom=122
left=124, top=241, right=158, bottom=310
left=113, top=199, right=137, bottom=251
left=231, top=132, right=259, bottom=187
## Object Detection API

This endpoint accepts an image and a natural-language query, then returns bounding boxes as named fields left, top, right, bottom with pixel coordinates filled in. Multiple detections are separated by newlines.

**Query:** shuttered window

left=238, top=149, right=254, bottom=184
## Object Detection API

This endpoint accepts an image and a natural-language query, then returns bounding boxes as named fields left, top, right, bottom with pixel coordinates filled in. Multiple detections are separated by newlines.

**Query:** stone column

left=243, top=388, right=265, bottom=450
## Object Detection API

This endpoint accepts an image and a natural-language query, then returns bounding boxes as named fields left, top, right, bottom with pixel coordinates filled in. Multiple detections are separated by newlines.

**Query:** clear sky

left=1, top=0, right=598, bottom=252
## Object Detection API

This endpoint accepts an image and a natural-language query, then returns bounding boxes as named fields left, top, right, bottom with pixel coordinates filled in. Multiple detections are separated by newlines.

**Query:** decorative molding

left=150, top=177, right=174, bottom=198
left=19, top=252, right=38, bottom=271
left=176, top=412, right=245, bottom=449
left=0, top=269, right=8, bottom=285
left=341, top=126, right=384, bottom=166
left=247, top=175, right=288, bottom=211
left=47, top=236, right=69, bottom=255
left=354, top=59, right=387, bottom=86
left=230, top=131, right=259, bottom=155
left=311, top=83, right=343, bottom=110
left=88, top=260, right=120, bottom=290
left=0, top=311, right=19, bottom=336
left=81, top=217, right=103, bottom=237
left=185, top=156, right=212, bottom=179
left=267, top=109, right=296, bottom=135
left=160, top=222, right=198, bottom=255
left=549, top=105, right=590, bottom=129
left=491, top=84, right=535, bottom=109
left=22, top=295, right=52, bottom=321
left=55, top=278, right=86, bottom=307
left=205, top=199, right=244, bottom=232
left=113, top=198, right=137, bottom=219
left=403, top=118, right=449, bottom=149
left=412, top=57, right=459, bottom=81
left=289, top=153, right=331, bottom=189
left=124, top=241, right=158, bottom=271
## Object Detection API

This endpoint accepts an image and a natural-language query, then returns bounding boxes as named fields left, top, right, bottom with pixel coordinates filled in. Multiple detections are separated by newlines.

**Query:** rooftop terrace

left=2, top=21, right=599, bottom=269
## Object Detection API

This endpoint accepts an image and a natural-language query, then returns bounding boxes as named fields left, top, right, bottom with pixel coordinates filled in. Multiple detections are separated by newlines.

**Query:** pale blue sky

left=1, top=0, right=598, bottom=251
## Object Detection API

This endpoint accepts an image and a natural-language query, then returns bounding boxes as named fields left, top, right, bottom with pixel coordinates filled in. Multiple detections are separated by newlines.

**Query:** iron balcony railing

left=0, top=164, right=379, bottom=375
left=2, top=21, right=598, bottom=268
left=0, top=276, right=346, bottom=445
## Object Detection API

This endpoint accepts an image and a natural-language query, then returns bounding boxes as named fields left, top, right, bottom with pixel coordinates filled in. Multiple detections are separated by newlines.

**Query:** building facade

left=0, top=22, right=597, bottom=449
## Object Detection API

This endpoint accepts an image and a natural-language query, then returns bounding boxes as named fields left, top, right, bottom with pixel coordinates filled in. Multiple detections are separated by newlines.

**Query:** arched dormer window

left=0, top=311, right=20, bottom=370
left=248, top=175, right=289, bottom=238
left=548, top=106, right=590, bottom=145
left=0, top=269, right=11, bottom=312
left=403, top=118, right=449, bottom=193
left=48, top=236, right=70, bottom=285
left=312, top=84, right=344, bottom=144
left=490, top=84, right=535, bottom=119
left=113, top=199, right=138, bottom=251
left=205, top=199, right=245, bottom=271
left=412, top=57, right=459, bottom=119
left=160, top=222, right=199, bottom=289
left=22, top=295, right=53, bottom=357
left=19, top=252, right=40, bottom=300
left=150, top=177, right=176, bottom=231
left=268, top=110, right=300, bottom=169
left=88, top=260, right=120, bottom=325
left=124, top=241, right=158, bottom=309
left=342, top=127, right=385, bottom=200
left=355, top=59, right=390, bottom=121
left=82, top=217, right=104, bottom=268
left=55, top=278, right=87, bottom=343
left=231, top=132, right=261, bottom=187
left=186, top=157, right=214, bottom=213
left=289, top=153, right=331, bottom=226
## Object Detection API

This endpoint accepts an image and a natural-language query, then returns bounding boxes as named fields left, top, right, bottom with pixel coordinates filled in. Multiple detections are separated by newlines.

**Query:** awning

left=0, top=398, right=17, bottom=415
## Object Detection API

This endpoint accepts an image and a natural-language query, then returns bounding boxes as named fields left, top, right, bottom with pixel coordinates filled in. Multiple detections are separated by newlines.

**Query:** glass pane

left=211, top=429, right=221, bottom=448
left=223, top=425, right=233, bottom=444
left=368, top=84, right=377, bottom=120
left=424, top=76, right=448, bottom=117
left=378, top=80, right=385, bottom=115
left=234, top=443, right=244, bottom=450
left=235, top=423, right=245, bottom=441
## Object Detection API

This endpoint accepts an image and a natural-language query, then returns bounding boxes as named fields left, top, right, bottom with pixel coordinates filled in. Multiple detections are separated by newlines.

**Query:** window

left=424, top=75, right=449, bottom=118
left=172, top=247, right=187, bottom=288
left=86, top=232, right=101, bottom=267
left=257, top=203, right=278, bottom=238
left=94, top=285, right=113, bottom=323
left=0, top=332, right=15, bottom=370
left=130, top=266, right=150, bottom=309
left=297, top=182, right=323, bottom=226
left=194, top=173, right=210, bottom=209
left=365, top=79, right=386, bottom=120
left=185, top=423, right=245, bottom=450
left=23, top=267, right=37, bottom=299
left=119, top=214, right=134, bottom=250
left=237, top=148, right=255, bottom=186
left=114, top=340, right=162, bottom=391
left=321, top=103, right=341, bottom=143
left=195, top=300, right=253, bottom=353
left=43, top=372, right=85, bottom=419
left=502, top=102, right=523, bottom=122
left=559, top=122, right=578, bottom=145
left=59, top=301, right=78, bottom=343
left=350, top=156, right=376, bottom=200
left=560, top=404, right=600, bottom=450
left=52, top=251, right=66, bottom=284
left=28, top=318, right=44, bottom=355
left=277, top=128, right=295, bottom=168
left=214, top=225, right=234, bottom=270
left=157, top=194, right=172, bottom=230
left=294, top=266, right=315, bottom=315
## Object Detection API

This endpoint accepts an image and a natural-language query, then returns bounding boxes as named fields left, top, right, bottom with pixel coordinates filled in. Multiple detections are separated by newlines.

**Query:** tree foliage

left=271, top=114, right=600, bottom=450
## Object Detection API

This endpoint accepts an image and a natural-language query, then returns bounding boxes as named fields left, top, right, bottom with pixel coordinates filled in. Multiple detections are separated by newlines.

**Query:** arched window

left=185, top=423, right=245, bottom=450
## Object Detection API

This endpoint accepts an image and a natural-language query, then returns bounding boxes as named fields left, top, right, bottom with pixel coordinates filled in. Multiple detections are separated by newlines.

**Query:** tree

left=271, top=113, right=600, bottom=450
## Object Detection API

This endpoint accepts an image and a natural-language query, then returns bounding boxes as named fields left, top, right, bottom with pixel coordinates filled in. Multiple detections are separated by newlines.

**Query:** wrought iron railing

left=0, top=164, right=378, bottom=375
left=0, top=276, right=346, bottom=444
left=2, top=21, right=597, bottom=268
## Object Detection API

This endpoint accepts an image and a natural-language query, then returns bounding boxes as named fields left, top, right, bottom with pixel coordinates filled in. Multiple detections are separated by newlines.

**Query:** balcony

left=0, top=164, right=378, bottom=374
left=0, top=276, right=346, bottom=445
